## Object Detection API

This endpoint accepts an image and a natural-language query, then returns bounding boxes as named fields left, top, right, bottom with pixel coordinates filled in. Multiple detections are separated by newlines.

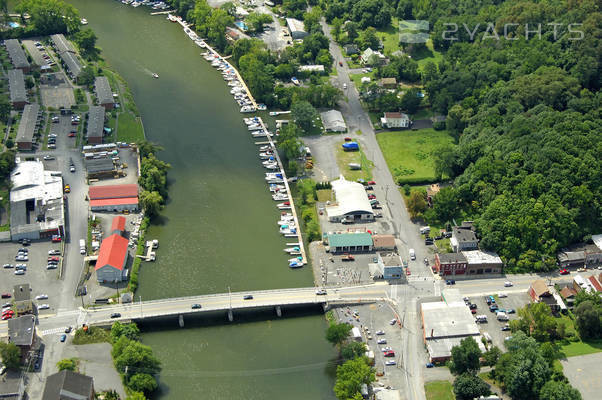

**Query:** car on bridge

left=315, top=289, right=327, bottom=295
left=110, top=313, right=121, bottom=318
left=191, top=304, right=202, bottom=309
left=243, top=295, right=253, bottom=300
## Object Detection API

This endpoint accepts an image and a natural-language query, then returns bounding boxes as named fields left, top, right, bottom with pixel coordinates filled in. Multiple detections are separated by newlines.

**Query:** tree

left=326, top=322, right=352, bottom=349
left=246, top=13, right=272, bottom=33
left=56, top=358, right=78, bottom=372
left=114, top=340, right=161, bottom=379
left=0, top=96, right=11, bottom=123
left=574, top=300, right=602, bottom=340
left=344, top=21, right=359, bottom=42
left=407, top=191, right=426, bottom=218
left=291, top=101, right=318, bottom=133
left=16, top=0, right=80, bottom=35
left=137, top=140, right=163, bottom=158
left=126, top=392, right=147, bottom=400
left=539, top=380, right=582, bottom=400
left=399, top=88, right=421, bottom=114
left=332, top=17, right=343, bottom=42
left=334, top=357, right=374, bottom=400
left=111, top=321, right=141, bottom=342
left=206, top=8, right=234, bottom=51
left=511, top=302, right=559, bottom=342
left=0, top=342, right=21, bottom=369
left=358, top=27, right=380, bottom=51
left=25, top=77, right=35, bottom=90
left=74, top=28, right=98, bottom=57
left=79, top=66, right=96, bottom=87
left=128, top=373, right=158, bottom=395
left=431, top=187, right=459, bottom=224
left=453, top=373, right=490, bottom=400
left=341, top=342, right=366, bottom=360
left=482, top=346, right=501, bottom=367
left=449, top=337, right=482, bottom=375
left=139, top=190, right=163, bottom=218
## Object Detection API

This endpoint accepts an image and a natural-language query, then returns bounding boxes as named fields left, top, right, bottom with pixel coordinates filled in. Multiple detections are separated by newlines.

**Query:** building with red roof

left=89, top=184, right=139, bottom=212
left=95, top=234, right=129, bottom=283
left=110, top=215, right=126, bottom=235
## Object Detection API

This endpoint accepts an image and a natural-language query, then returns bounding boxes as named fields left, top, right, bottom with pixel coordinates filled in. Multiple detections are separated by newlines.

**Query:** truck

left=79, top=239, right=86, bottom=255
left=351, top=326, right=362, bottom=341
left=496, top=312, right=509, bottom=321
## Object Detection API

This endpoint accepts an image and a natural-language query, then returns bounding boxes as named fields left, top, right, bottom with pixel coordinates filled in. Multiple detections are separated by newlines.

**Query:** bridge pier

left=178, top=315, right=184, bottom=328
left=227, top=309, right=233, bottom=322
left=275, top=305, right=282, bottom=317
left=322, top=303, right=330, bottom=312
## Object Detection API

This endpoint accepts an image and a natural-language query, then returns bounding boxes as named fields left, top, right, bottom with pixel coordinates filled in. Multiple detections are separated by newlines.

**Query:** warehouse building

left=94, top=76, right=114, bottom=110
left=320, top=110, right=347, bottom=132
left=89, top=184, right=139, bottom=212
left=421, top=291, right=484, bottom=362
left=10, top=159, right=65, bottom=241
left=16, top=104, right=41, bottom=151
left=84, top=156, right=116, bottom=177
left=95, top=217, right=129, bottom=283
left=286, top=18, right=307, bottom=40
left=8, top=69, right=27, bottom=109
left=326, top=232, right=373, bottom=254
left=5, top=39, right=30, bottom=72
left=87, top=106, right=105, bottom=144
left=326, top=177, right=374, bottom=222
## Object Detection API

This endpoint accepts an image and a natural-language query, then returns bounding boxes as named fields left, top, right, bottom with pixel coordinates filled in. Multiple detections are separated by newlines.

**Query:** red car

left=368, top=194, right=376, bottom=200
left=368, top=180, right=376, bottom=185
left=559, top=269, right=570, bottom=275
left=384, top=350, right=395, bottom=357
left=52, top=235, right=62, bottom=242
left=406, top=268, right=411, bottom=275
left=68, top=132, right=76, bottom=137
left=2, top=310, right=14, bottom=316
left=339, top=61, right=343, bottom=66
left=48, top=256, right=60, bottom=262
left=1, top=293, right=11, bottom=298
left=1, top=314, right=13, bottom=320
left=344, top=137, right=352, bottom=141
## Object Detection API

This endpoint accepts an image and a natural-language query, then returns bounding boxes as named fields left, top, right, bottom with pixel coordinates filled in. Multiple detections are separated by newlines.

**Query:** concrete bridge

left=1, top=284, right=388, bottom=336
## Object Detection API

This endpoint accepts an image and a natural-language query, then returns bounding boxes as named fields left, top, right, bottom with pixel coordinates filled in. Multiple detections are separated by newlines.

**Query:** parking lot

left=45, top=113, right=80, bottom=152
left=0, top=241, right=65, bottom=317
left=40, top=73, right=75, bottom=109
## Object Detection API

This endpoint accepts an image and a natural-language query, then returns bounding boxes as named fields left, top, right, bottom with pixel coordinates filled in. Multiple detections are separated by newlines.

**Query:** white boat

left=277, top=204, right=292, bottom=210
left=284, top=246, right=300, bottom=253
left=259, top=145, right=271, bottom=151
left=264, top=160, right=279, bottom=167
left=280, top=225, right=297, bottom=234
left=259, top=153, right=274, bottom=160
left=228, top=81, right=240, bottom=86
left=273, top=193, right=288, bottom=201
left=289, top=256, right=304, bottom=268
left=265, top=164, right=279, bottom=170
left=152, top=73, right=159, bottom=79
left=244, top=117, right=260, bottom=125
left=240, top=106, right=257, bottom=113
left=257, top=103, right=267, bottom=111
left=248, top=124, right=263, bottom=131
left=80, top=18, right=88, bottom=25
left=167, top=14, right=177, bottom=22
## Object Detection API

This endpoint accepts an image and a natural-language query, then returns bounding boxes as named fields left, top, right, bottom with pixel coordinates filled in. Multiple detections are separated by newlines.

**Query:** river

left=66, top=1, right=337, bottom=398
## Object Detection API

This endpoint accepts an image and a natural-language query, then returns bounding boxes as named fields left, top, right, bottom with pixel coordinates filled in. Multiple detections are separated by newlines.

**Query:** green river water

left=67, top=1, right=337, bottom=398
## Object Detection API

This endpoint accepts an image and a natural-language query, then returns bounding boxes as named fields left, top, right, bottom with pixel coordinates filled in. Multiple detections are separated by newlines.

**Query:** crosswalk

left=41, top=327, right=67, bottom=336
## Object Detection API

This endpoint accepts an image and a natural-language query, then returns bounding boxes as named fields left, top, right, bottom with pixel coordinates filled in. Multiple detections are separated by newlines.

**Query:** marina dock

left=172, top=16, right=307, bottom=266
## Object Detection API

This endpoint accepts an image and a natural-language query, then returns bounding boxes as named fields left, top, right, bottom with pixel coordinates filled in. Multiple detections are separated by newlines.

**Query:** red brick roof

left=588, top=276, right=602, bottom=292
left=95, top=234, right=128, bottom=271
left=90, top=197, right=139, bottom=207
left=89, top=184, right=138, bottom=200
left=384, top=112, right=403, bottom=118
left=111, top=216, right=126, bottom=232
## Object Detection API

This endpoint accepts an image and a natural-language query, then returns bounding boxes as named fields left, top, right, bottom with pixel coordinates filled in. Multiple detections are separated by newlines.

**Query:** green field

left=377, top=128, right=454, bottom=184
left=335, top=142, right=373, bottom=182
left=560, top=340, right=602, bottom=357
left=117, top=112, right=145, bottom=142
left=425, top=380, right=455, bottom=400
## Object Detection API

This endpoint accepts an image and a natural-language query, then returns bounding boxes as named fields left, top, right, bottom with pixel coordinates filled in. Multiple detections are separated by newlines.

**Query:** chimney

left=431, top=329, right=434, bottom=337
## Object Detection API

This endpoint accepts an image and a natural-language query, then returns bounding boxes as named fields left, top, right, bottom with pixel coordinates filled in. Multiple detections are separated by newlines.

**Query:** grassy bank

left=117, top=113, right=145, bottom=143
left=424, top=380, right=455, bottom=400
left=128, top=217, right=149, bottom=293
left=335, top=143, right=373, bottom=181
left=377, top=128, right=454, bottom=184
left=72, top=326, right=111, bottom=345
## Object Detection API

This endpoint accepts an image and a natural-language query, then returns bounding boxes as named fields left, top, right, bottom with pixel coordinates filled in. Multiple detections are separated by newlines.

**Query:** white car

left=14, top=270, right=25, bottom=275
left=498, top=293, right=508, bottom=298
left=35, top=294, right=48, bottom=300
left=377, top=339, right=387, bottom=344
left=504, top=281, right=513, bottom=287
left=48, top=250, right=61, bottom=255
left=43, top=155, right=55, bottom=160
left=70, top=165, right=75, bottom=172
left=48, top=134, right=57, bottom=138
left=389, top=319, right=397, bottom=325
left=343, top=83, right=347, bottom=89
left=46, top=264, right=57, bottom=270
left=38, top=304, right=50, bottom=310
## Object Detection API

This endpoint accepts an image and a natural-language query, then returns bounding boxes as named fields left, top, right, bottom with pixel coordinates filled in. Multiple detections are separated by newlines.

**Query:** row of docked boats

left=203, top=51, right=257, bottom=112
left=119, top=0, right=168, bottom=9
left=244, top=116, right=274, bottom=139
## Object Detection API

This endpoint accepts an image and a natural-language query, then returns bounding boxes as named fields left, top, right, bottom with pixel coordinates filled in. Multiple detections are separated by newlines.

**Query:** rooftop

left=380, top=77, right=396, bottom=84
left=5, top=39, right=30, bottom=69
left=327, top=232, right=373, bottom=248
left=383, top=112, right=409, bottom=119
left=16, top=104, right=40, bottom=145
left=320, top=110, right=346, bottom=131
left=111, top=215, right=126, bottom=233
left=59, top=50, right=83, bottom=78
left=7, top=315, right=35, bottom=347
left=94, top=76, right=113, bottom=106
left=560, top=286, right=578, bottom=299
left=380, top=254, right=402, bottom=267
left=50, top=34, right=76, bottom=53
left=84, top=156, right=115, bottom=174
left=13, top=284, right=30, bottom=302
left=286, top=18, right=306, bottom=33
left=96, top=233, right=129, bottom=271
left=372, top=234, right=396, bottom=248
left=462, top=250, right=502, bottom=265
left=42, top=370, right=94, bottom=400
left=437, top=252, right=467, bottom=264
left=8, top=69, right=27, bottom=104
left=452, top=226, right=477, bottom=243
left=327, top=177, right=373, bottom=217
left=530, top=279, right=550, bottom=298
left=421, top=301, right=480, bottom=340
left=89, top=184, right=139, bottom=200
left=87, top=106, right=105, bottom=141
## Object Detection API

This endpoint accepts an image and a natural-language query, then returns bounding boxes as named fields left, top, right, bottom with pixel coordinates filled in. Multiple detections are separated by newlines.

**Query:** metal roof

left=87, top=105, right=105, bottom=141
left=84, top=156, right=114, bottom=174
left=328, top=177, right=373, bottom=217
left=421, top=301, right=480, bottom=340
left=16, top=104, right=40, bottom=144
left=327, top=232, right=373, bottom=248
left=94, top=76, right=113, bottom=105
left=286, top=18, right=306, bottom=33
left=89, top=184, right=138, bottom=200
left=95, top=234, right=128, bottom=271
left=8, top=69, right=27, bottom=104
left=320, top=110, right=346, bottom=132
left=5, top=39, right=30, bottom=69
left=42, top=371, right=94, bottom=400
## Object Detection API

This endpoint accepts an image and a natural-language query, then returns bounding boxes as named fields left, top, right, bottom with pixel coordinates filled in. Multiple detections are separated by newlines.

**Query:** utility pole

left=228, top=286, right=232, bottom=310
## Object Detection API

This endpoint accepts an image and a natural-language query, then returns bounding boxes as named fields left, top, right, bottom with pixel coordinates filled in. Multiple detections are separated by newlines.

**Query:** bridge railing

left=136, top=287, right=318, bottom=305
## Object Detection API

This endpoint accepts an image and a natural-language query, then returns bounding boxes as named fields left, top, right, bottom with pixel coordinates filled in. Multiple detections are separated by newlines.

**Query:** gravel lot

left=561, top=353, right=602, bottom=400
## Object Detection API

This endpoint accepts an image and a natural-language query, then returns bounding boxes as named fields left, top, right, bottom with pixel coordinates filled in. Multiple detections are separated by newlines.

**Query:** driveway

left=303, top=134, right=340, bottom=181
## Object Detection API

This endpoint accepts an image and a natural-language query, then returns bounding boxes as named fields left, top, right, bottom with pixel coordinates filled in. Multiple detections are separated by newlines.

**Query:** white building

left=326, top=177, right=374, bottom=222
left=360, top=48, right=386, bottom=65
left=381, top=112, right=411, bottom=128
left=298, top=65, right=325, bottom=73
left=10, top=159, right=64, bottom=241
left=320, top=110, right=346, bottom=132
left=286, top=18, right=307, bottom=40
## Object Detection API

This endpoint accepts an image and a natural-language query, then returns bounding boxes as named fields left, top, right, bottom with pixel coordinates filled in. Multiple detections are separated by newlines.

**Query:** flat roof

left=381, top=254, right=401, bottom=267
left=94, top=76, right=113, bottom=105
left=16, top=104, right=40, bottom=144
left=426, top=336, right=486, bottom=360
left=328, top=177, right=373, bottom=217
left=90, top=197, right=138, bottom=207
left=422, top=301, right=480, bottom=340
left=372, top=234, right=396, bottom=248
left=453, top=226, right=477, bottom=243
left=87, top=106, right=105, bottom=141
left=592, top=234, right=602, bottom=251
left=8, top=69, right=27, bottom=103
left=462, top=250, right=502, bottom=265
left=437, top=252, right=467, bottom=264
left=327, top=232, right=373, bottom=248
left=13, top=283, right=30, bottom=302
left=5, top=39, right=30, bottom=69
left=8, top=315, right=35, bottom=346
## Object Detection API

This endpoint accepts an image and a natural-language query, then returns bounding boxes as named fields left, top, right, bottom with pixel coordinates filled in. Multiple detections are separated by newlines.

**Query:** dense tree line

left=138, top=142, right=170, bottom=218
left=13, top=0, right=80, bottom=36
left=417, top=0, right=602, bottom=271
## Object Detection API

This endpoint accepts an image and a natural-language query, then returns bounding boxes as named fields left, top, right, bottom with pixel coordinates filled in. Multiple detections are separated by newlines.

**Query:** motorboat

left=289, top=256, right=304, bottom=268
left=273, top=193, right=289, bottom=201
left=264, top=163, right=279, bottom=170
left=167, top=14, right=177, bottom=22
left=80, top=18, right=88, bottom=25
left=244, top=117, right=259, bottom=124
left=264, top=160, right=278, bottom=167
left=152, top=73, right=159, bottom=79
left=248, top=124, right=263, bottom=131
left=281, top=225, right=297, bottom=234
left=257, top=103, right=267, bottom=111
left=240, top=106, right=256, bottom=113
left=284, top=246, right=300, bottom=253
left=259, top=153, right=274, bottom=160
left=259, top=145, right=272, bottom=151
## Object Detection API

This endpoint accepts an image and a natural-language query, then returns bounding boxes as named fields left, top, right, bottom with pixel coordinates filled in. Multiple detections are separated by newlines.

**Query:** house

left=462, top=250, right=503, bottom=276
left=320, top=110, right=346, bottom=132
left=326, top=232, right=373, bottom=254
left=7, top=315, right=36, bottom=360
left=372, top=234, right=396, bottom=251
left=15, top=104, right=41, bottom=150
left=434, top=253, right=467, bottom=276
left=12, top=284, right=32, bottom=315
left=450, top=226, right=479, bottom=252
left=42, top=370, right=95, bottom=400
left=588, top=276, right=602, bottom=292
left=379, top=77, right=397, bottom=89
left=88, top=184, right=139, bottom=212
left=559, top=286, right=578, bottom=307
left=86, top=106, right=105, bottom=144
left=377, top=253, right=403, bottom=279
left=5, top=39, right=30, bottom=72
left=360, top=48, right=386, bottom=66
left=380, top=112, right=411, bottom=129
left=286, top=18, right=307, bottom=40
left=557, top=236, right=602, bottom=268
left=8, top=69, right=27, bottom=109
left=529, top=279, right=563, bottom=312
left=95, top=233, right=129, bottom=283
left=573, top=274, right=597, bottom=293
left=51, top=34, right=83, bottom=81
left=343, top=44, right=359, bottom=55
left=94, top=76, right=114, bottom=110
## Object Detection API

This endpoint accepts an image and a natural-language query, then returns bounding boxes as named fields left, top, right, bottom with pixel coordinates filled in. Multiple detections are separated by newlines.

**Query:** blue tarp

left=342, top=142, right=359, bottom=150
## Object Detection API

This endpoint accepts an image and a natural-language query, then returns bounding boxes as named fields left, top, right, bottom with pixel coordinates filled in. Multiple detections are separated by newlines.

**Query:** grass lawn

left=377, top=128, right=454, bottom=184
left=349, top=70, right=376, bottom=91
left=560, top=340, right=602, bottom=357
left=72, top=326, right=111, bottom=345
left=425, top=380, right=455, bottom=400
left=316, top=189, right=333, bottom=202
left=117, top=112, right=145, bottom=142
left=335, top=142, right=373, bottom=182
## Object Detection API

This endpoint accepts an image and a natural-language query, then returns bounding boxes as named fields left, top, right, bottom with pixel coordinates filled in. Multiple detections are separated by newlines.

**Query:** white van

left=79, top=239, right=86, bottom=255
left=497, top=312, right=509, bottom=321
left=409, top=248, right=416, bottom=260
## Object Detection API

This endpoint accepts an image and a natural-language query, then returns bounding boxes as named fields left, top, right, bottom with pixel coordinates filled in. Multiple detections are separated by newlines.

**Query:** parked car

left=446, top=279, right=456, bottom=285
left=383, top=350, right=395, bottom=357
left=60, top=334, right=67, bottom=342
left=501, top=325, right=511, bottom=331
left=315, top=289, right=327, bottom=295
left=377, top=339, right=387, bottom=344
left=559, top=269, right=570, bottom=275
left=14, top=270, right=25, bottom=275
left=3, top=264, right=13, bottom=268
left=48, top=256, right=60, bottom=262
left=469, top=304, right=477, bottom=310
left=1, top=293, right=10, bottom=299
left=498, top=293, right=508, bottom=298
left=46, top=264, right=57, bottom=270
left=38, top=304, right=49, bottom=310
left=1, top=314, right=13, bottom=320
left=35, top=294, right=48, bottom=300
left=389, top=319, right=397, bottom=325
left=507, top=309, right=516, bottom=314
left=375, top=330, right=385, bottom=335
left=504, top=281, right=513, bottom=287
left=65, top=326, right=72, bottom=333
left=51, top=235, right=62, bottom=242
left=68, top=132, right=76, bottom=137
left=64, top=184, right=71, bottom=193
left=426, top=363, right=434, bottom=368
left=48, top=250, right=61, bottom=255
